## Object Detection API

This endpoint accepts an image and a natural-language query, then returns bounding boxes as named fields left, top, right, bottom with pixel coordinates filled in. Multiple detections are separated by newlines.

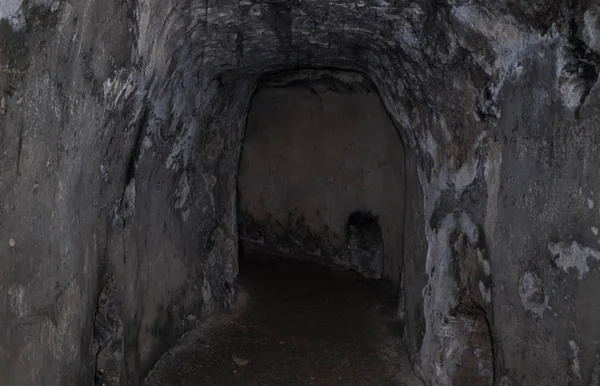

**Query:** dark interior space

left=5, top=2, right=600, bottom=386
left=142, top=69, right=419, bottom=385
left=237, top=70, right=406, bottom=283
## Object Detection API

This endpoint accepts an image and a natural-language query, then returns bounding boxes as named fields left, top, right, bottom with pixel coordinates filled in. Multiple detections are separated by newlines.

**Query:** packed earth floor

left=143, top=255, right=424, bottom=386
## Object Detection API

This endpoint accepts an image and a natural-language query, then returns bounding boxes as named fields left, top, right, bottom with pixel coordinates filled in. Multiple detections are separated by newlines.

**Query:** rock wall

left=490, top=28, right=600, bottom=385
left=237, top=71, right=406, bottom=281
left=1, top=1, right=137, bottom=384
left=1, top=0, right=600, bottom=385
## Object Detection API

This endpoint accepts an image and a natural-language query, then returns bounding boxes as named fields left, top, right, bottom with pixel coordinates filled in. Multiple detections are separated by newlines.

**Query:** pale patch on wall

left=174, top=173, right=190, bottom=209
left=556, top=47, right=582, bottom=111
left=121, top=179, right=136, bottom=218
left=484, top=140, right=502, bottom=244
left=479, top=281, right=491, bottom=303
left=0, top=0, right=24, bottom=29
left=584, top=6, right=600, bottom=55
left=478, top=250, right=492, bottom=276
left=548, top=241, right=600, bottom=279
left=142, top=136, right=153, bottom=149
left=569, top=340, right=582, bottom=380
left=103, top=69, right=136, bottom=111
left=1, top=0, right=60, bottom=30
left=423, top=130, right=439, bottom=162
left=458, top=212, right=479, bottom=243
left=8, top=284, right=28, bottom=317
left=0, top=0, right=22, bottom=18
left=518, top=271, right=548, bottom=316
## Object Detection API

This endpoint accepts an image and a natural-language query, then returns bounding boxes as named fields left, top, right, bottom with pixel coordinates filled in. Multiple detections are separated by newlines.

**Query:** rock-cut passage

left=143, top=256, right=423, bottom=386
left=237, top=71, right=406, bottom=282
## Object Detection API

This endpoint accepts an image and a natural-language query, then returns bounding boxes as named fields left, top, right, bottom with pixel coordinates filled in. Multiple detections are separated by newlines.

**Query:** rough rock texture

left=93, top=274, right=124, bottom=386
left=237, top=70, right=404, bottom=281
left=2, top=0, right=600, bottom=385
left=346, top=211, right=385, bottom=279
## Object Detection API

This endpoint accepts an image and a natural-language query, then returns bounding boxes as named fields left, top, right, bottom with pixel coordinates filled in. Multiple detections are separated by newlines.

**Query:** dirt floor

left=143, top=255, right=424, bottom=386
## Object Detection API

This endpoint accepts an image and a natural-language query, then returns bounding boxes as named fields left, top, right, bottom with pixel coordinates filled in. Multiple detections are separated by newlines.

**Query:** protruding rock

left=346, top=211, right=384, bottom=279
left=518, top=271, right=547, bottom=317
left=584, top=6, right=600, bottom=55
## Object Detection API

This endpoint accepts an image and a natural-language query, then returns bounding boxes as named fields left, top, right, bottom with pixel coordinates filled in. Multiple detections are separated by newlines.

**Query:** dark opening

left=223, top=69, right=419, bottom=384
left=237, top=69, right=406, bottom=283
left=142, top=69, right=421, bottom=385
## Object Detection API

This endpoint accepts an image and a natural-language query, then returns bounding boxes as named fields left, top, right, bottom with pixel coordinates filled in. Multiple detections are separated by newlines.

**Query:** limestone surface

left=1, top=0, right=600, bottom=385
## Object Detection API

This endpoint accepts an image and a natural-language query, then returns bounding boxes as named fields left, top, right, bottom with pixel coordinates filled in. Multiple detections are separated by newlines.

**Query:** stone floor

left=143, top=255, right=424, bottom=386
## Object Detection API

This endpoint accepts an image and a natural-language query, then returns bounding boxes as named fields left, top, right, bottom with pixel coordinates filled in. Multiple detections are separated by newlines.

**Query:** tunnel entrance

left=236, top=70, right=406, bottom=283
left=142, top=70, right=423, bottom=385
left=176, top=69, right=417, bottom=384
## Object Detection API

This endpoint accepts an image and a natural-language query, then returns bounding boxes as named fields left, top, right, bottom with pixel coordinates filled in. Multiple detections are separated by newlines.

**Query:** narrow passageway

left=142, top=70, right=419, bottom=385
left=237, top=70, right=406, bottom=282
left=143, top=255, right=423, bottom=386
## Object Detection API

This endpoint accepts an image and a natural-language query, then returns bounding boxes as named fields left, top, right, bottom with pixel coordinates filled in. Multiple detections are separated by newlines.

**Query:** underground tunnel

left=237, top=70, right=406, bottom=282
left=3, top=1, right=600, bottom=386
left=163, top=69, right=419, bottom=385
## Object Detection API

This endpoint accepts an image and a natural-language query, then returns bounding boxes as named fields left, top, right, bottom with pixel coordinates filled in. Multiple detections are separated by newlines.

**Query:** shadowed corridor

left=143, top=255, right=423, bottom=385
